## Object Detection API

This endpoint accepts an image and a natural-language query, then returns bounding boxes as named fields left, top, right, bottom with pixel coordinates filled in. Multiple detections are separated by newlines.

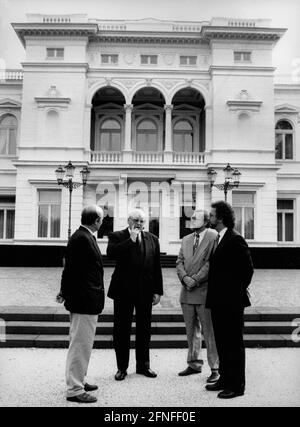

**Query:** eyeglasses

left=131, top=218, right=145, bottom=223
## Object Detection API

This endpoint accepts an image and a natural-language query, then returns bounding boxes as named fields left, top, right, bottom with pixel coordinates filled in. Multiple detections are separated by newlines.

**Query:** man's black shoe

left=67, top=393, right=97, bottom=403
left=84, top=383, right=98, bottom=392
left=217, top=389, right=244, bottom=399
left=178, top=367, right=201, bottom=376
left=115, top=370, right=127, bottom=381
left=136, top=368, right=157, bottom=378
left=205, top=381, right=225, bottom=391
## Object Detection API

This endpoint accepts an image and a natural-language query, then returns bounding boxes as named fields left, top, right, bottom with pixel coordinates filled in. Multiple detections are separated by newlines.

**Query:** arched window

left=98, top=118, right=121, bottom=151
left=275, top=120, right=293, bottom=160
left=173, top=119, right=193, bottom=152
left=0, top=114, right=17, bottom=155
left=46, top=110, right=59, bottom=145
left=136, top=119, right=158, bottom=151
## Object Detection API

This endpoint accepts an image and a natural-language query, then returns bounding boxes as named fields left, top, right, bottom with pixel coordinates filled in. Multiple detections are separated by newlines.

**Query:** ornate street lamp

left=55, top=161, right=90, bottom=240
left=207, top=163, right=241, bottom=202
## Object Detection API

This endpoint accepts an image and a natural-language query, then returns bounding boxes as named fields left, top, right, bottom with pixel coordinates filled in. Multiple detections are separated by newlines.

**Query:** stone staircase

left=1, top=306, right=299, bottom=348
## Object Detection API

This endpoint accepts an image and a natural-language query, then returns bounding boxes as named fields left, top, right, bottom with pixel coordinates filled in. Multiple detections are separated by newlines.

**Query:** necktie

left=213, top=234, right=220, bottom=252
left=193, top=232, right=200, bottom=255
left=136, top=232, right=142, bottom=252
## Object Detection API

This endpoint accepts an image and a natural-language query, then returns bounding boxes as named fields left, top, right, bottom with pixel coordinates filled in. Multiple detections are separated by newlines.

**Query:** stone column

left=84, top=103, right=92, bottom=162
left=123, top=104, right=133, bottom=163
left=164, top=104, right=173, bottom=163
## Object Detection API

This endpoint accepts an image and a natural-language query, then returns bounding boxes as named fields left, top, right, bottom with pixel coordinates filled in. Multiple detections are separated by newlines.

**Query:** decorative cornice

left=201, top=26, right=286, bottom=42
left=94, top=35, right=207, bottom=45
left=0, top=99, right=22, bottom=109
left=275, top=104, right=300, bottom=114
left=227, top=90, right=262, bottom=112
left=209, top=65, right=276, bottom=73
left=12, top=23, right=98, bottom=47
left=21, top=62, right=89, bottom=70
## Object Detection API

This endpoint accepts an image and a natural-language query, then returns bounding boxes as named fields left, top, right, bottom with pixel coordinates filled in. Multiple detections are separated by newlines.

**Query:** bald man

left=107, top=209, right=163, bottom=381
left=59, top=205, right=104, bottom=404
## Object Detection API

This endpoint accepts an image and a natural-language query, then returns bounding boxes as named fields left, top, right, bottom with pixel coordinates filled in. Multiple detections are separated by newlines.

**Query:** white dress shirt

left=217, top=227, right=228, bottom=245
left=193, top=228, right=207, bottom=247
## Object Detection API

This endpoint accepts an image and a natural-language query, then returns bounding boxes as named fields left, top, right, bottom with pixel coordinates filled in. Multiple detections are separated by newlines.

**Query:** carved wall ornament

left=158, top=79, right=181, bottom=89
left=162, top=54, right=175, bottom=65
left=238, top=90, right=251, bottom=100
left=46, top=85, right=62, bottom=97
left=124, top=54, right=135, bottom=64
left=88, top=79, right=103, bottom=88
left=185, top=79, right=194, bottom=86
left=145, top=78, right=153, bottom=86
left=119, top=79, right=141, bottom=89
left=105, top=77, right=113, bottom=86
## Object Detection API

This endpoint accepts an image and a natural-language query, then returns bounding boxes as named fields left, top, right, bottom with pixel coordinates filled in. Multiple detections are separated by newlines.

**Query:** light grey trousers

left=65, top=313, right=98, bottom=398
left=181, top=303, right=219, bottom=372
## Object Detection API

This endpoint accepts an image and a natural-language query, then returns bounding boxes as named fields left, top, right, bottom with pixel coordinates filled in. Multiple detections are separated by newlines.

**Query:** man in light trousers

left=58, top=205, right=105, bottom=404
left=176, top=209, right=219, bottom=383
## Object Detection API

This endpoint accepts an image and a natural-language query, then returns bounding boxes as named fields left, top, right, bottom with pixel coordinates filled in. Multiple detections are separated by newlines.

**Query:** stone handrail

left=173, top=152, right=205, bottom=164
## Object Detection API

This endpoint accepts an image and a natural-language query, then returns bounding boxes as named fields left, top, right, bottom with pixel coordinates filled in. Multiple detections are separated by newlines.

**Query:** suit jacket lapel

left=186, top=233, right=194, bottom=260
left=142, top=231, right=150, bottom=264
left=193, top=229, right=208, bottom=258
left=79, top=226, right=102, bottom=258
left=213, top=228, right=231, bottom=257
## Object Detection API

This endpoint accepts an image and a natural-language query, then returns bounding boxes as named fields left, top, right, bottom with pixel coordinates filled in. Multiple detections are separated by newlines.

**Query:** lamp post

left=55, top=161, right=90, bottom=240
left=207, top=163, right=241, bottom=202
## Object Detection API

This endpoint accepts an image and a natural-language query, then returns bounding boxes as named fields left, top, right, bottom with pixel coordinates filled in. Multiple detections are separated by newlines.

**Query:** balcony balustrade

left=90, top=150, right=206, bottom=165
left=1, top=69, right=24, bottom=80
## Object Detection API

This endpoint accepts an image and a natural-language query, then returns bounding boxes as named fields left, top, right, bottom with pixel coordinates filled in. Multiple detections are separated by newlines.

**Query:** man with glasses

left=107, top=208, right=163, bottom=381
left=176, top=210, right=219, bottom=383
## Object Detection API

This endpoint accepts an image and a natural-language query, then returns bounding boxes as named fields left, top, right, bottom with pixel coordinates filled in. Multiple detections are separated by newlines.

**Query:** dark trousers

left=211, top=306, right=246, bottom=392
left=113, top=297, right=153, bottom=372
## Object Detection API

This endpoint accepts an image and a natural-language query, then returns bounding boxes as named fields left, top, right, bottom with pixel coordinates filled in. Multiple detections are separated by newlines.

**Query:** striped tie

left=213, top=234, right=220, bottom=252
left=193, top=232, right=200, bottom=255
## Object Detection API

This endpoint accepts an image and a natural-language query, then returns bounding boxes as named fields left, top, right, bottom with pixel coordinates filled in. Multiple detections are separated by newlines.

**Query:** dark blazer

left=60, top=226, right=105, bottom=314
left=107, top=228, right=163, bottom=300
left=206, top=228, right=254, bottom=309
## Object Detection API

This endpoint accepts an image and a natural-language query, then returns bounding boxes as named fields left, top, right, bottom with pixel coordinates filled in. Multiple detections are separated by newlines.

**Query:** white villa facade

left=0, top=14, right=300, bottom=256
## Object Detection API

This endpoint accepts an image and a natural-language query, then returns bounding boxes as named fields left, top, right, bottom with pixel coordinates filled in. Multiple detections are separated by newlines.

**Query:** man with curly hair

left=205, top=201, right=254, bottom=399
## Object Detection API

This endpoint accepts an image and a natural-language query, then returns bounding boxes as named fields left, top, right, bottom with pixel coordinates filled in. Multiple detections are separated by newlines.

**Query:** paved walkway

left=0, top=267, right=300, bottom=309
left=0, top=348, right=299, bottom=407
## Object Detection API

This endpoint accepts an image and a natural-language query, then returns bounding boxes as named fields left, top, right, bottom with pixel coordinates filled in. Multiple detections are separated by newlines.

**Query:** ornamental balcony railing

left=90, top=151, right=206, bottom=165
left=0, top=69, right=24, bottom=81
left=172, top=152, right=206, bottom=164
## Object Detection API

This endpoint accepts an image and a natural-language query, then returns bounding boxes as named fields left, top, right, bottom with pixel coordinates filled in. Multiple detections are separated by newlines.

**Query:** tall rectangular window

left=234, top=51, right=251, bottom=62
left=232, top=192, right=255, bottom=239
left=101, top=54, right=118, bottom=65
left=46, top=48, right=64, bottom=59
left=0, top=196, right=15, bottom=240
left=38, top=190, right=61, bottom=238
left=141, top=55, right=158, bottom=65
left=180, top=56, right=197, bottom=66
left=277, top=199, right=294, bottom=242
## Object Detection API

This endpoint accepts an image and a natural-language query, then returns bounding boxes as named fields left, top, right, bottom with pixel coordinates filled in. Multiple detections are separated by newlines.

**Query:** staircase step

left=4, top=321, right=295, bottom=336
left=1, top=334, right=299, bottom=349
left=1, top=307, right=300, bottom=323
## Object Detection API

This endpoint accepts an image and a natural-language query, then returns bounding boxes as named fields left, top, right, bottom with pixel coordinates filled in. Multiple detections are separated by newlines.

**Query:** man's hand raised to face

left=130, top=227, right=141, bottom=242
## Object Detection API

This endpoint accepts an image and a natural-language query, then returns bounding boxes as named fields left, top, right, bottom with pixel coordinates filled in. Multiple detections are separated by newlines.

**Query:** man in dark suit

left=107, top=208, right=163, bottom=381
left=59, top=205, right=104, bottom=404
left=205, top=201, right=253, bottom=399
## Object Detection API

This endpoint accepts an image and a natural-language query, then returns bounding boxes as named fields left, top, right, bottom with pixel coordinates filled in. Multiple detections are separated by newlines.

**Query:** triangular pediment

left=173, top=103, right=201, bottom=111
left=134, top=103, right=163, bottom=111
left=275, top=104, right=299, bottom=113
left=96, top=102, right=123, bottom=110
left=0, top=98, right=22, bottom=108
